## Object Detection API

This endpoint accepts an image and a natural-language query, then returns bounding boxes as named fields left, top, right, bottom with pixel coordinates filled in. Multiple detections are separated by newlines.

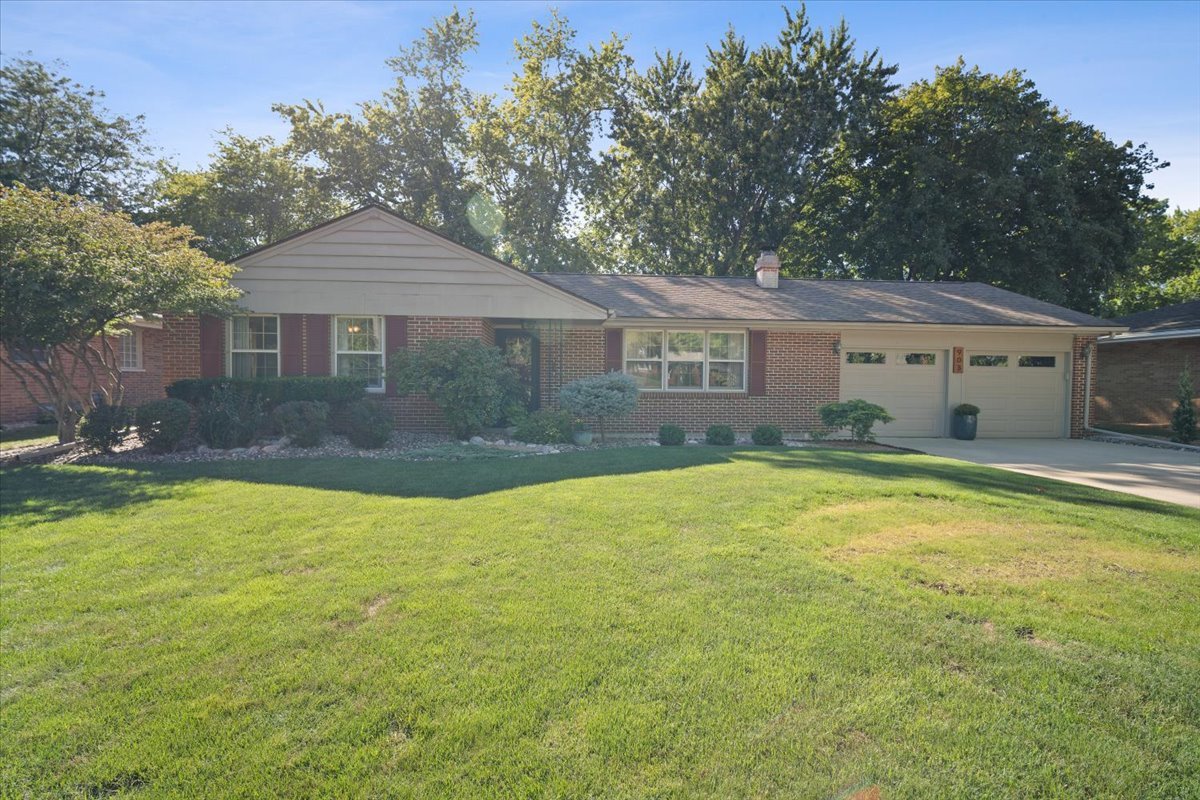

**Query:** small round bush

left=345, top=400, right=393, bottom=449
left=658, top=424, right=686, bottom=446
left=751, top=424, right=783, bottom=446
left=135, top=398, right=192, bottom=452
left=273, top=400, right=329, bottom=448
left=78, top=402, right=130, bottom=452
left=196, top=384, right=264, bottom=449
left=513, top=409, right=574, bottom=444
left=705, top=424, right=736, bottom=446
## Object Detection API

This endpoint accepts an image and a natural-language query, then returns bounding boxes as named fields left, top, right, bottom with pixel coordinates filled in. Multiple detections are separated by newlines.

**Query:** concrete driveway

left=879, top=437, right=1200, bottom=507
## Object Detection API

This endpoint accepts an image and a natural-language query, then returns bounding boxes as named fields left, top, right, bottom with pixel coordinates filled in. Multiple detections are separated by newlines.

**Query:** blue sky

left=3, top=0, right=1198, bottom=208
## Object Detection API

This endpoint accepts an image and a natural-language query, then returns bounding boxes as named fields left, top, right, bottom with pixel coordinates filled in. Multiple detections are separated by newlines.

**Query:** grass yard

left=2, top=447, right=1198, bottom=798
left=0, top=423, right=57, bottom=451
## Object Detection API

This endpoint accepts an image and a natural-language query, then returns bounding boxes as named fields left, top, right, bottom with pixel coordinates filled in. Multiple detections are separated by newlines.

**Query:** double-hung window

left=334, top=316, right=384, bottom=391
left=119, top=330, right=142, bottom=371
left=230, top=315, right=279, bottom=378
left=624, top=330, right=746, bottom=391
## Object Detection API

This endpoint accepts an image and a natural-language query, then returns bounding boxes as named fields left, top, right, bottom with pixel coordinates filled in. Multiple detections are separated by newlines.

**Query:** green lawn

left=0, top=422, right=57, bottom=451
left=2, top=448, right=1197, bottom=798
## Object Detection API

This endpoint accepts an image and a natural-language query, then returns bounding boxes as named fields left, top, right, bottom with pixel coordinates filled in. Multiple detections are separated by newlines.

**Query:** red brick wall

left=537, top=327, right=842, bottom=436
left=162, top=314, right=202, bottom=386
left=0, top=328, right=167, bottom=425
left=1093, top=337, right=1200, bottom=426
left=1069, top=335, right=1097, bottom=438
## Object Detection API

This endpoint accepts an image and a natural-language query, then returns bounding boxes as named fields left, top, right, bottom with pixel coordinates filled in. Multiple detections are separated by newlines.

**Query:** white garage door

left=841, top=349, right=947, bottom=437
left=962, top=351, right=1067, bottom=438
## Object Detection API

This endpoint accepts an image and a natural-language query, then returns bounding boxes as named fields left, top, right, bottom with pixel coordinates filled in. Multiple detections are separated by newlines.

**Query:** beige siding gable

left=233, top=208, right=607, bottom=320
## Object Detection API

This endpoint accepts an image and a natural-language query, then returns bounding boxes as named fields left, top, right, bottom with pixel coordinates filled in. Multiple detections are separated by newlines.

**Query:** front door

left=496, top=329, right=540, bottom=410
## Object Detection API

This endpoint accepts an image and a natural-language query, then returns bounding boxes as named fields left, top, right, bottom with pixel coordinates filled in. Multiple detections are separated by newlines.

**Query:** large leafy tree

left=275, top=10, right=486, bottom=250
left=0, top=185, right=239, bottom=442
left=587, top=8, right=895, bottom=275
left=470, top=11, right=629, bottom=270
left=794, top=61, right=1162, bottom=313
left=1103, top=207, right=1200, bottom=316
left=148, top=132, right=341, bottom=261
left=0, top=57, right=153, bottom=209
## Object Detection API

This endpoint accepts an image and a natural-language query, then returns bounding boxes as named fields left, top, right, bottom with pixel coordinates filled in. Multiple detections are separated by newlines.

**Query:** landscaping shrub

left=705, top=424, right=736, bottom=446
left=559, top=372, right=638, bottom=443
left=751, top=424, right=783, bottom=445
left=658, top=424, right=686, bottom=446
left=272, top=400, right=329, bottom=448
left=513, top=409, right=574, bottom=444
left=818, top=399, right=895, bottom=442
left=954, top=403, right=981, bottom=416
left=196, top=384, right=264, bottom=449
left=345, top=400, right=393, bottom=449
left=134, top=398, right=192, bottom=452
left=167, top=376, right=366, bottom=410
left=1170, top=367, right=1196, bottom=444
left=77, top=401, right=130, bottom=452
left=390, top=339, right=524, bottom=439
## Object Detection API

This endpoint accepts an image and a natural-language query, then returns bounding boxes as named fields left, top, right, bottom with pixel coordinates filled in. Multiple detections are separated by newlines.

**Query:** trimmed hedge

left=513, top=409, right=574, bottom=444
left=167, top=377, right=367, bottom=409
left=273, top=400, right=329, bottom=448
left=751, top=424, right=783, bottom=446
left=345, top=400, right=393, bottom=449
left=135, top=398, right=192, bottom=452
left=78, top=402, right=130, bottom=453
left=658, top=424, right=686, bottom=446
left=705, top=424, right=736, bottom=446
left=196, top=385, right=264, bottom=449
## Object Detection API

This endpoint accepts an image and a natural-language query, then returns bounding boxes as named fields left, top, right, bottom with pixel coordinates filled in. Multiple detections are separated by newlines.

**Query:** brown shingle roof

left=1113, top=300, right=1200, bottom=333
left=534, top=274, right=1117, bottom=328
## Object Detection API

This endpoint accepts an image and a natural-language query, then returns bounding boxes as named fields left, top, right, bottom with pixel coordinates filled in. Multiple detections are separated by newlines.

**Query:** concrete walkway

left=879, top=437, right=1200, bottom=508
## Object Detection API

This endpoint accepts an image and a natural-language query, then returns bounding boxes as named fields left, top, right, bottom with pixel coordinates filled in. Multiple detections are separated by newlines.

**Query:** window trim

left=118, top=329, right=143, bottom=372
left=227, top=314, right=281, bottom=378
left=332, top=314, right=386, bottom=393
left=623, top=329, right=747, bottom=393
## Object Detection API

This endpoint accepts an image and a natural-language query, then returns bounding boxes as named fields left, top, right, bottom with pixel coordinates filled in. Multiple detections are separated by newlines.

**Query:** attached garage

left=838, top=333, right=1077, bottom=439
left=840, top=348, right=948, bottom=436
left=962, top=351, right=1067, bottom=438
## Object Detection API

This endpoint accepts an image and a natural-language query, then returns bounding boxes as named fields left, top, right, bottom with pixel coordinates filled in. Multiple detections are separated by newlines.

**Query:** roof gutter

left=1098, top=328, right=1200, bottom=344
left=601, top=317, right=1127, bottom=335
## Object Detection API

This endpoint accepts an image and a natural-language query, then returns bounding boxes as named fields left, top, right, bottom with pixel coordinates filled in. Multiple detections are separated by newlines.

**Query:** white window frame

left=624, top=329, right=747, bottom=392
left=227, top=314, right=280, bottom=378
left=118, top=330, right=143, bottom=372
left=332, top=315, right=386, bottom=393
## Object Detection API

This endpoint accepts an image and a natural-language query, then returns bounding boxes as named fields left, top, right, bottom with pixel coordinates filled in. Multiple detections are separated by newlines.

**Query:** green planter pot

left=572, top=430, right=594, bottom=446
left=952, top=414, right=978, bottom=440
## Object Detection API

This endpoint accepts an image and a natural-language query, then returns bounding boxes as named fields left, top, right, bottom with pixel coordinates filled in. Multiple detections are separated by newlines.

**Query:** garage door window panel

left=1019, top=355, right=1056, bottom=368
left=903, top=353, right=937, bottom=366
left=846, top=352, right=886, bottom=365
left=969, top=354, right=1008, bottom=367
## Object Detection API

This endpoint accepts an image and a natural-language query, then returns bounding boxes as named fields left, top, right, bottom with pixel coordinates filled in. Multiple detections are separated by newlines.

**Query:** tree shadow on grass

left=4, top=447, right=1196, bottom=527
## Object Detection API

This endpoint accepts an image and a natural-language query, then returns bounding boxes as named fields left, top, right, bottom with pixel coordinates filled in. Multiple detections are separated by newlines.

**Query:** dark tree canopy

left=790, top=61, right=1163, bottom=313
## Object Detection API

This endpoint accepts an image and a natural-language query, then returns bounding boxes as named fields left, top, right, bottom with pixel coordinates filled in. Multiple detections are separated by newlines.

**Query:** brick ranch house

left=151, top=206, right=1126, bottom=439
left=3, top=205, right=1126, bottom=438
left=1093, top=300, right=1199, bottom=431
left=0, top=320, right=166, bottom=426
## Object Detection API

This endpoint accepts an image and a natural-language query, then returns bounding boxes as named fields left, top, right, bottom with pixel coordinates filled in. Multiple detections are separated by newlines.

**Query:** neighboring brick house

left=0, top=322, right=166, bottom=426
left=159, top=206, right=1124, bottom=439
left=1093, top=300, right=1200, bottom=429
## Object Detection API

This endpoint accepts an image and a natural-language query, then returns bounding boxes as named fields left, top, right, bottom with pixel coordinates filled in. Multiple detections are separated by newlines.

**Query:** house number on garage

left=952, top=347, right=964, bottom=374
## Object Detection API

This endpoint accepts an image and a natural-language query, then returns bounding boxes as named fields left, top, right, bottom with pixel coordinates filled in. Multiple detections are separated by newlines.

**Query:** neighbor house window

left=334, top=315, right=384, bottom=391
left=119, top=330, right=142, bottom=371
left=846, top=352, right=886, bottom=364
left=1018, top=355, right=1056, bottom=368
left=229, top=315, right=279, bottom=378
left=624, top=330, right=745, bottom=391
left=969, top=354, right=1008, bottom=367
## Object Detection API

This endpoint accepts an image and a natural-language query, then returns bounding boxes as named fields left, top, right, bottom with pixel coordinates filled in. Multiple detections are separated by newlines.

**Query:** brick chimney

left=755, top=250, right=780, bottom=289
